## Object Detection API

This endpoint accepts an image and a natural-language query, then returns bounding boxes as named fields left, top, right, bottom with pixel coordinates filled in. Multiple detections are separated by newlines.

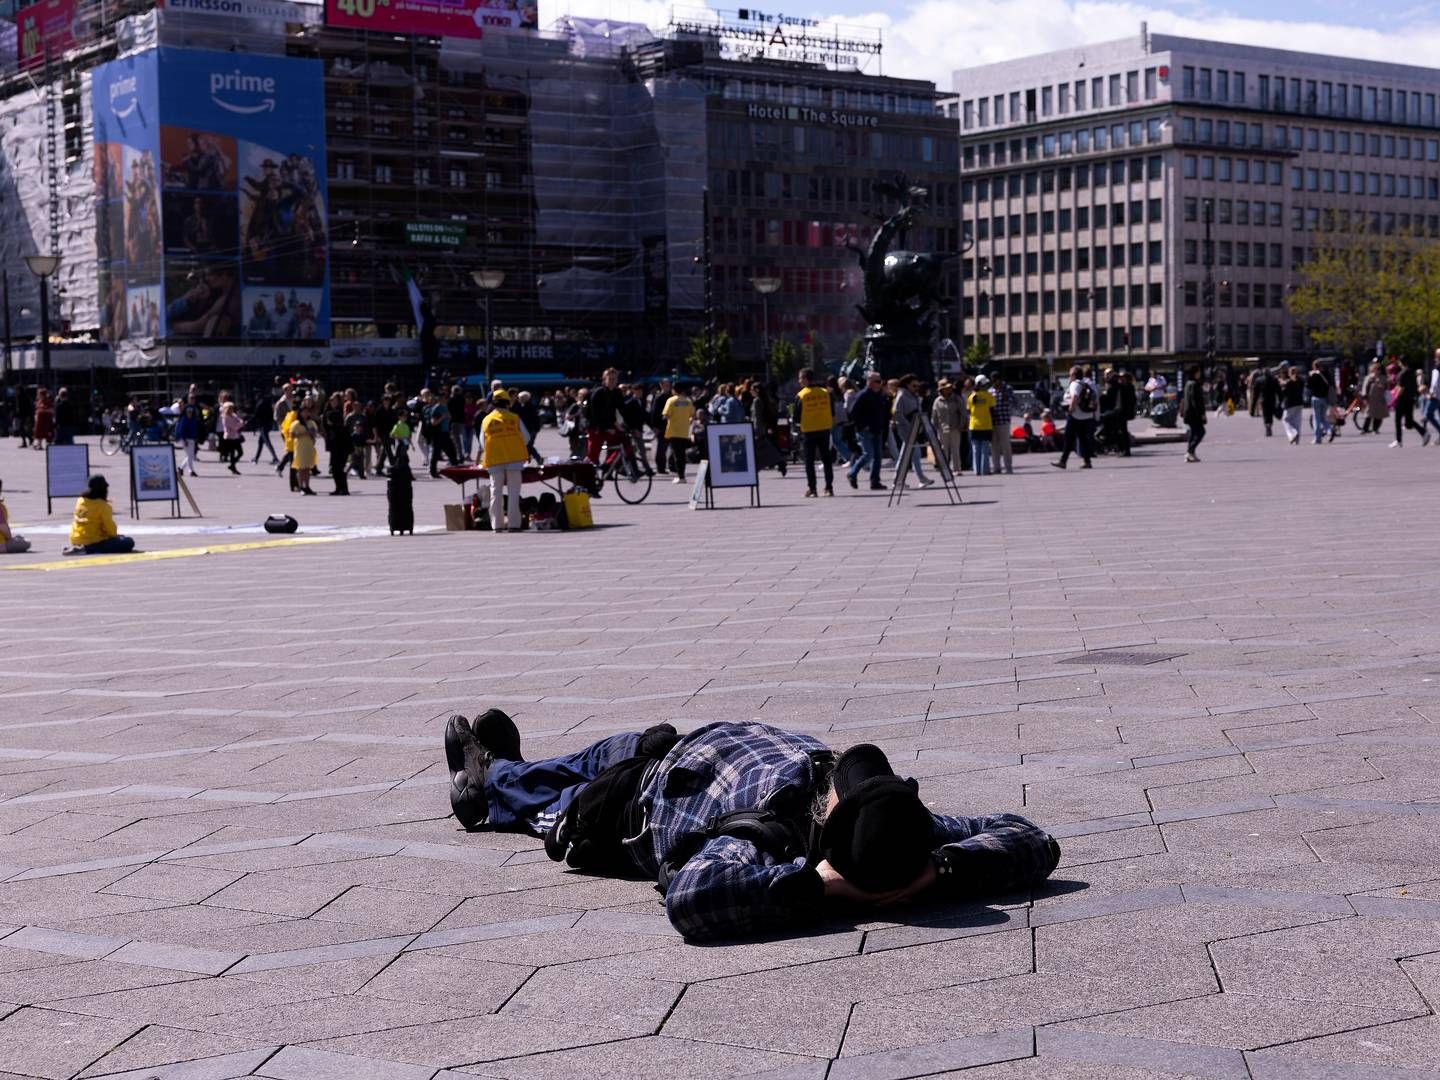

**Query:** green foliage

left=963, top=338, right=993, bottom=369
left=843, top=336, right=865, bottom=363
left=1288, top=223, right=1440, bottom=362
left=769, top=335, right=801, bottom=382
left=683, top=329, right=734, bottom=381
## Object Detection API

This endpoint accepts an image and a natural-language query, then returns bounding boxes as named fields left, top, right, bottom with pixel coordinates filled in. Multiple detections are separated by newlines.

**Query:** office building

left=954, top=29, right=1440, bottom=374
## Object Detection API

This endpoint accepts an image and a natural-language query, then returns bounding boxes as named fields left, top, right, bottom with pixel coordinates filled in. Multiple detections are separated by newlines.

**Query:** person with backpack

left=442, top=711, right=1061, bottom=942
left=1052, top=365, right=1098, bottom=470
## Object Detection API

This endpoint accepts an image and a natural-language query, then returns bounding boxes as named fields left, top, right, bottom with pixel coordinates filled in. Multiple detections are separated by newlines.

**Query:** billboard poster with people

left=91, top=47, right=329, bottom=345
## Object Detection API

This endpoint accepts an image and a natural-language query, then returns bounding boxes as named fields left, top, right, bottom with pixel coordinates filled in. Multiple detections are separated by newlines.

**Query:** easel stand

left=130, top=444, right=185, bottom=519
left=888, top=413, right=962, bottom=507
left=688, top=460, right=763, bottom=509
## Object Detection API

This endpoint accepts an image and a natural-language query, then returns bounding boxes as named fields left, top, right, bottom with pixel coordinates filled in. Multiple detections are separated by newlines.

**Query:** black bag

left=544, top=724, right=679, bottom=874
left=1077, top=382, right=1097, bottom=413
left=263, top=515, right=298, bottom=534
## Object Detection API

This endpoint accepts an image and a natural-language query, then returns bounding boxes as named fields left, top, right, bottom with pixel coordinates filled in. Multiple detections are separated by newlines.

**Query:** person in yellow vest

left=480, top=389, right=531, bottom=532
left=63, top=475, right=135, bottom=556
left=0, top=489, right=31, bottom=553
left=661, top=385, right=695, bottom=483
left=967, top=375, right=996, bottom=476
left=794, top=366, right=834, bottom=497
left=279, top=402, right=301, bottom=491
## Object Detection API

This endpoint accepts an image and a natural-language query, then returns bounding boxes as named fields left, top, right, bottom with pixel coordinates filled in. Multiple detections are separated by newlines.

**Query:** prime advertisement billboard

left=92, top=48, right=329, bottom=345
left=324, top=0, right=537, bottom=37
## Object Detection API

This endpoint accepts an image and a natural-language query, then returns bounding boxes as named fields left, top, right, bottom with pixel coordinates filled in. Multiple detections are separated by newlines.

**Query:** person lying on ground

left=444, top=714, right=1060, bottom=942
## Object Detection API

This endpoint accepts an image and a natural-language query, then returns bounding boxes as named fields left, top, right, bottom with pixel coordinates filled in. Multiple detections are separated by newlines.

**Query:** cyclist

left=584, top=367, right=627, bottom=465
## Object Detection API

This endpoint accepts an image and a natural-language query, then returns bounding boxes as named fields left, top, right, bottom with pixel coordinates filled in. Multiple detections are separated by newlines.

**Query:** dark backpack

left=1076, top=381, right=1097, bottom=413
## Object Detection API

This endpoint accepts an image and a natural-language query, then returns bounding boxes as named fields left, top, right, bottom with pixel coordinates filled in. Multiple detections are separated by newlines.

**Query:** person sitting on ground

left=1016, top=411, right=1041, bottom=451
left=1039, top=409, right=1059, bottom=450
left=444, top=712, right=1060, bottom=942
left=0, top=489, right=31, bottom=553
left=63, top=475, right=134, bottom=556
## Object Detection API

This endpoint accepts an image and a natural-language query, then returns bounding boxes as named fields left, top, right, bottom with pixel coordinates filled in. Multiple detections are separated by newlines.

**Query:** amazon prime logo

left=109, top=76, right=138, bottom=119
left=209, top=69, right=277, bottom=115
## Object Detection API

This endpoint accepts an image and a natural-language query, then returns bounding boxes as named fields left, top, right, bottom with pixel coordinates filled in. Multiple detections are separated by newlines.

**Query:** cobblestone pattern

left=0, top=423, right=1438, bottom=1078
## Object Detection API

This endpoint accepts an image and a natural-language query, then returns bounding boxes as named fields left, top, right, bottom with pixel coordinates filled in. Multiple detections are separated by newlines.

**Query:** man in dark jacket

left=444, top=712, right=1060, bottom=942
left=372, top=397, right=397, bottom=475
left=584, top=367, right=626, bottom=463
left=323, top=398, right=352, bottom=495
left=845, top=371, right=890, bottom=490
left=1182, top=366, right=1207, bottom=462
left=1256, top=367, right=1278, bottom=437
left=619, top=384, right=652, bottom=475
left=648, top=378, right=673, bottom=474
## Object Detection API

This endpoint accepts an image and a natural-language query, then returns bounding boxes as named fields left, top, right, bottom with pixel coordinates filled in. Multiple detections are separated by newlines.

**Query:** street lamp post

left=23, top=254, right=61, bottom=389
left=2, top=268, right=12, bottom=381
left=750, top=275, right=780, bottom=373
left=471, top=269, right=505, bottom=391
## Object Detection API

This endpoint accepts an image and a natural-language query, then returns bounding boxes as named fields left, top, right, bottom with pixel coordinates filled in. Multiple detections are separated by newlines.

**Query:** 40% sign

left=334, top=0, right=394, bottom=18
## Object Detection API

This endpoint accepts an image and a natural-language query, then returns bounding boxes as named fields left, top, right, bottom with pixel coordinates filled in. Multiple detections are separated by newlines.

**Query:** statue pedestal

left=864, top=330, right=935, bottom=385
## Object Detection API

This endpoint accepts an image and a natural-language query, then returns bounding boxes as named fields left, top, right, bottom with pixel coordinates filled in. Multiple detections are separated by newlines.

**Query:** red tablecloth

left=440, top=462, right=599, bottom=493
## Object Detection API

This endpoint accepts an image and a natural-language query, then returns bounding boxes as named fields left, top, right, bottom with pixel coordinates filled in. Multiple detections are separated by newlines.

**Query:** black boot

left=472, top=708, right=522, bottom=762
left=444, top=714, right=491, bottom=830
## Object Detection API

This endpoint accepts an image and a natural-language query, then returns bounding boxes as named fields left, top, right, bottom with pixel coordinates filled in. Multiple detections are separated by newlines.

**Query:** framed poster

left=705, top=422, right=758, bottom=488
left=45, top=444, right=91, bottom=514
left=132, top=444, right=179, bottom=502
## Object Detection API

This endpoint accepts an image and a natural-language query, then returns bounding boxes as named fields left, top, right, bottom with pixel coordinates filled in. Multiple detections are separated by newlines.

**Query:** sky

left=547, top=0, right=1440, bottom=88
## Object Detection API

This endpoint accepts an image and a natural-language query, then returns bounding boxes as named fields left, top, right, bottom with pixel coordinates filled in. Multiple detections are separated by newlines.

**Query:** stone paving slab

left=2, top=424, right=1440, bottom=1077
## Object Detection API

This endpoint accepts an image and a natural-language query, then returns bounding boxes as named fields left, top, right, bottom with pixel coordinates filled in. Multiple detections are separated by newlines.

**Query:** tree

left=843, top=336, right=865, bottom=365
left=963, top=338, right=993, bottom=370
left=1288, top=221, right=1440, bottom=362
left=682, top=329, right=733, bottom=381
left=769, top=335, right=800, bottom=382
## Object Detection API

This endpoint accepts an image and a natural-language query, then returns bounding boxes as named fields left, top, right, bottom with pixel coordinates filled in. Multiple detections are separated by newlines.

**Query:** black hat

left=85, top=475, right=109, bottom=498
left=818, top=744, right=933, bottom=893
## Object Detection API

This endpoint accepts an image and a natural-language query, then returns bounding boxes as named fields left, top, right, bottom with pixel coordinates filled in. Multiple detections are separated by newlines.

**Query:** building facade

left=954, top=30, right=1440, bottom=375
left=2, top=2, right=957, bottom=390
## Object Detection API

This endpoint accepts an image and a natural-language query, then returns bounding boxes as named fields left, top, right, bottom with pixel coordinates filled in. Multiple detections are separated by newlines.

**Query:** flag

left=402, top=266, right=424, bottom=331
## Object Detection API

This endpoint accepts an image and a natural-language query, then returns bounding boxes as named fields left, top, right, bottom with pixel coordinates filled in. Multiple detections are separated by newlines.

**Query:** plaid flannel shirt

left=628, top=722, right=1060, bottom=942
left=993, top=386, right=1017, bottom=427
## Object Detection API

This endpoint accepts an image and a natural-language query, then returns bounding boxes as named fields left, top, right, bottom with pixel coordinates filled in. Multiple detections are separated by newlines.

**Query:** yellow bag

left=562, top=491, right=593, bottom=529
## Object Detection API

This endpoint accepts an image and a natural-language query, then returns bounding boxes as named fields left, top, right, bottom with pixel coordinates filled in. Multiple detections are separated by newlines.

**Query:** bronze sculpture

left=842, top=174, right=953, bottom=384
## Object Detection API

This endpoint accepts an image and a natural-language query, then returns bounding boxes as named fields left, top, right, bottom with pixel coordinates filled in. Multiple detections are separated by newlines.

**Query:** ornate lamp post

left=471, top=269, right=505, bottom=391
left=23, top=253, right=61, bottom=388
left=750, top=275, right=780, bottom=371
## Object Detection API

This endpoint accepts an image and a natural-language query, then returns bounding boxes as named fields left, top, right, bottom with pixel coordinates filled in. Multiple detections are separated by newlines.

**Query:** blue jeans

left=848, top=430, right=883, bottom=487
left=971, top=434, right=992, bottom=475
left=1422, top=398, right=1440, bottom=437
left=1311, top=399, right=1330, bottom=443
left=485, top=731, right=643, bottom=834
left=830, top=427, right=850, bottom=464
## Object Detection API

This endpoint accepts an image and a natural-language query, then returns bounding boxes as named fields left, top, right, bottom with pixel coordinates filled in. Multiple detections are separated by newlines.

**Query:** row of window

left=963, top=118, right=1165, bottom=167
left=968, top=282, right=1168, bottom=317
left=718, top=79, right=935, bottom=116
left=713, top=168, right=958, bottom=205
left=960, top=67, right=1162, bottom=130
left=1182, top=324, right=1303, bottom=352
left=966, top=237, right=1165, bottom=276
left=962, top=157, right=1163, bottom=203
left=716, top=124, right=948, bottom=165
left=1182, top=67, right=1440, bottom=129
left=332, top=160, right=502, bottom=188
left=1181, top=281, right=1289, bottom=309
left=1181, top=116, right=1440, bottom=160
left=980, top=325, right=1165, bottom=357
left=967, top=201, right=1163, bottom=243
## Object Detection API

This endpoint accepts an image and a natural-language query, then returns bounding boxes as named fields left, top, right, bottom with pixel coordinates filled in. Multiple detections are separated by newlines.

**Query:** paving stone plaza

left=1, top=423, right=1439, bottom=1080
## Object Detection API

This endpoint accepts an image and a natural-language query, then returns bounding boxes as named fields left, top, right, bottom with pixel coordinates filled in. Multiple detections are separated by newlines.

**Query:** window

left=1183, top=154, right=1197, bottom=179
left=336, top=158, right=355, bottom=180
left=1144, top=67, right=1158, bottom=100
left=1183, top=66, right=1196, bottom=97
left=1126, top=71, right=1139, bottom=103
left=1184, top=281, right=1198, bottom=306
left=448, top=165, right=467, bottom=188
left=1109, top=73, right=1121, bottom=106
left=1198, top=68, right=1212, bottom=99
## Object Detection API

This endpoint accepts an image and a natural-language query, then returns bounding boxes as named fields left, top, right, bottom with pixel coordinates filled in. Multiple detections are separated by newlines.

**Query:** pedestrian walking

left=1182, top=366, right=1207, bottom=462
left=1052, top=366, right=1097, bottom=469
left=890, top=374, right=933, bottom=488
left=1306, top=361, right=1332, bottom=444
left=1278, top=366, right=1305, bottom=443
left=845, top=371, right=889, bottom=491
left=1360, top=361, right=1388, bottom=435
left=1390, top=360, right=1422, bottom=447
left=218, top=401, right=244, bottom=473
left=174, top=403, right=202, bottom=476
left=1421, top=353, right=1440, bottom=444
left=661, top=385, right=694, bottom=484
left=291, top=402, right=319, bottom=495
left=795, top=367, right=835, bottom=497
left=249, top=393, right=279, bottom=464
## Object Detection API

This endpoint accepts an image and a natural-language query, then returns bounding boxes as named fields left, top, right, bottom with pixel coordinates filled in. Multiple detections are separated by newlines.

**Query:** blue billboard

left=92, top=48, right=329, bottom=344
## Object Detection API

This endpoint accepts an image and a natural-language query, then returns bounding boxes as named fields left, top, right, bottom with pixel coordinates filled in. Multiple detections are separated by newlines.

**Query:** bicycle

left=100, top=417, right=140, bottom=457
left=595, top=433, right=653, bottom=504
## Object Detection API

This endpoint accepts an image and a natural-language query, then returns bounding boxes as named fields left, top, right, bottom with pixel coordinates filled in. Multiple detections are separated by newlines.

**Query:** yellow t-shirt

left=662, top=395, right=695, bottom=440
left=70, top=497, right=117, bottom=547
left=796, top=386, right=833, bottom=433
left=967, top=390, right=995, bottom=432
left=481, top=408, right=528, bottom=468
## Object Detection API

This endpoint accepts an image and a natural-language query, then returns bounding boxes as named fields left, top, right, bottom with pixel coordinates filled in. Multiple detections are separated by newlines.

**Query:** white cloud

left=551, top=0, right=1440, bottom=91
